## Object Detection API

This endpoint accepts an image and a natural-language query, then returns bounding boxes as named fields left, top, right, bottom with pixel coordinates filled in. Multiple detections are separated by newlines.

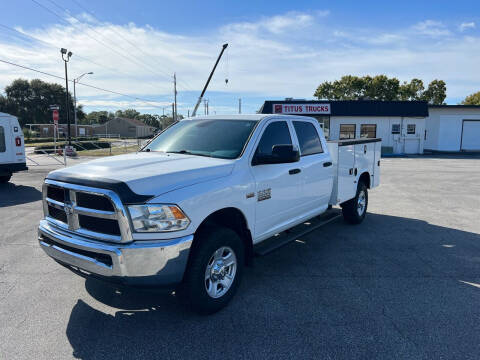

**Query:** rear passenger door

left=292, top=120, right=333, bottom=214
left=0, top=120, right=11, bottom=164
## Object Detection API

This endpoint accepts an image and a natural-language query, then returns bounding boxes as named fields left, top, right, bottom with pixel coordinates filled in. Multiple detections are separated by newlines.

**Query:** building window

left=293, top=121, right=323, bottom=156
left=407, top=124, right=416, bottom=134
left=0, top=126, right=5, bottom=152
left=360, top=124, right=377, bottom=138
left=339, top=124, right=356, bottom=139
left=392, top=124, right=400, bottom=134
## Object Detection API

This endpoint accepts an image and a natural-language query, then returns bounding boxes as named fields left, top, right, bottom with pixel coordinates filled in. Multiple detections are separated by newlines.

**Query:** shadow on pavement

left=0, top=183, right=42, bottom=207
left=66, top=213, right=480, bottom=359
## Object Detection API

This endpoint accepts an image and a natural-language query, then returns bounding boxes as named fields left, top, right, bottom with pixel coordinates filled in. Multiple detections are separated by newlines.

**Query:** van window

left=293, top=121, right=323, bottom=155
left=0, top=126, right=6, bottom=152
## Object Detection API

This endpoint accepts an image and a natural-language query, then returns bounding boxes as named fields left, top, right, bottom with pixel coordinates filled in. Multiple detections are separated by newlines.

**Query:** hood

left=47, top=152, right=235, bottom=200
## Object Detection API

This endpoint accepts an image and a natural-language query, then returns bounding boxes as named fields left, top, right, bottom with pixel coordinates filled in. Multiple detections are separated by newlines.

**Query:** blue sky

left=1, top=0, right=479, bottom=115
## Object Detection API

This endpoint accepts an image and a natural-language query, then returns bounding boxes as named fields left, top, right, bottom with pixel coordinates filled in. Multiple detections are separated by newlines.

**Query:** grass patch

left=76, top=145, right=140, bottom=156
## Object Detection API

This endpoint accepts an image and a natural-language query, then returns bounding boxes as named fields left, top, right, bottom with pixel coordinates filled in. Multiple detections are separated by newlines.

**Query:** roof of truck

left=182, top=114, right=316, bottom=121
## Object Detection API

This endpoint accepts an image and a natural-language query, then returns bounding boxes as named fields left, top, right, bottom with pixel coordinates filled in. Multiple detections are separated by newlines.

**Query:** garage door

left=461, top=121, right=480, bottom=151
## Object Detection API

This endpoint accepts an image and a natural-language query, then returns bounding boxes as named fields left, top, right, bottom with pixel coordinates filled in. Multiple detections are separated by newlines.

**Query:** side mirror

left=253, top=144, right=300, bottom=165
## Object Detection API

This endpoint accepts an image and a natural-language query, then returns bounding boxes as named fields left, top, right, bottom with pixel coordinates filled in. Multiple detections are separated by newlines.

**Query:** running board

left=254, top=209, right=342, bottom=256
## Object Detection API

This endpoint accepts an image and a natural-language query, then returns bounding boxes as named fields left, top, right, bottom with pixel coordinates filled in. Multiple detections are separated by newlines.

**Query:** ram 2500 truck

left=38, top=115, right=381, bottom=313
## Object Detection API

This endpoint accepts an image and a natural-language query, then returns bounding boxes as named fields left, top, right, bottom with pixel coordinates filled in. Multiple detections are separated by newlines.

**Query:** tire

left=180, top=226, right=245, bottom=314
left=0, top=174, right=12, bottom=183
left=341, top=182, right=368, bottom=224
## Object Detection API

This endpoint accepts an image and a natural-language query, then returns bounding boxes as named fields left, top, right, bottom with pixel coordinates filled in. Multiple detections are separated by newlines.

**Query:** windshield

left=144, top=119, right=258, bottom=159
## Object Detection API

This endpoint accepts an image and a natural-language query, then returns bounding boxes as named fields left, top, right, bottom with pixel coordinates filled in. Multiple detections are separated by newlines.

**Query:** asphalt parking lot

left=1, top=155, right=480, bottom=359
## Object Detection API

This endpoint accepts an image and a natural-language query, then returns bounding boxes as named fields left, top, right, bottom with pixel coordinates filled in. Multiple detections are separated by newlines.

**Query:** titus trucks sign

left=273, top=103, right=331, bottom=115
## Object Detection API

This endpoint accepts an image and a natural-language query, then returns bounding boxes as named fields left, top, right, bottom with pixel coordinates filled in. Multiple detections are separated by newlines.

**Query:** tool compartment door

left=336, top=144, right=356, bottom=203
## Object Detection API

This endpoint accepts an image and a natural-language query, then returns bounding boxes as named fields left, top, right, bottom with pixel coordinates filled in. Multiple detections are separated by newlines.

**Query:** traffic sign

left=53, top=109, right=59, bottom=125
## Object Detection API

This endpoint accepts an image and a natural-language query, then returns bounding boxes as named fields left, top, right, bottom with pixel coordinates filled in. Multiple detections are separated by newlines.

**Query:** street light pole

left=60, top=48, right=72, bottom=146
left=73, top=72, right=93, bottom=139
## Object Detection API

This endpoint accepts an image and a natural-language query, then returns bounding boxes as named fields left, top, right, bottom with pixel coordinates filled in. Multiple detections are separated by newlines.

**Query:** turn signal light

left=15, top=137, right=22, bottom=146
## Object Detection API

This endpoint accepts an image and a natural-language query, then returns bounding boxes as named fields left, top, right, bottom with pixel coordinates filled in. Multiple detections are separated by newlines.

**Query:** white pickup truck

left=38, top=115, right=381, bottom=313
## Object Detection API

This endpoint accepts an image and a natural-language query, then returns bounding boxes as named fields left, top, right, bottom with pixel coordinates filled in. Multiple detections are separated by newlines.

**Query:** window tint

left=340, top=124, right=356, bottom=139
left=392, top=124, right=400, bottom=134
left=0, top=126, right=5, bottom=153
left=293, top=121, right=323, bottom=155
left=256, top=121, right=292, bottom=156
left=407, top=124, right=416, bottom=134
left=146, top=119, right=257, bottom=159
left=360, top=124, right=377, bottom=138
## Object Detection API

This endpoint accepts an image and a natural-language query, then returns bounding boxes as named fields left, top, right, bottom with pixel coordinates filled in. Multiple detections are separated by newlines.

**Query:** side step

left=254, top=209, right=342, bottom=256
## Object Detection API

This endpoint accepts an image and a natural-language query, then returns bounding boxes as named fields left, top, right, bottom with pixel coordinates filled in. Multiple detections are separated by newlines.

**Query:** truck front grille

left=78, top=215, right=121, bottom=236
left=43, top=180, right=132, bottom=243
left=48, top=204, right=67, bottom=223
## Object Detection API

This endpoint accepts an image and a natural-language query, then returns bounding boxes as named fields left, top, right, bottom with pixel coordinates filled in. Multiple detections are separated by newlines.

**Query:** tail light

left=15, top=137, right=22, bottom=146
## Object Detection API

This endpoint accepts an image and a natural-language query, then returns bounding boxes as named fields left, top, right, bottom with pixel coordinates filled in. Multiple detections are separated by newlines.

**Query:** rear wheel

left=180, top=226, right=244, bottom=314
left=0, top=174, right=12, bottom=183
left=341, top=182, right=368, bottom=224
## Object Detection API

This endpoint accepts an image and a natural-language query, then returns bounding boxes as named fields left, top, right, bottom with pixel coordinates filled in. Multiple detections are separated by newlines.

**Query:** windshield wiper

left=166, top=150, right=212, bottom=157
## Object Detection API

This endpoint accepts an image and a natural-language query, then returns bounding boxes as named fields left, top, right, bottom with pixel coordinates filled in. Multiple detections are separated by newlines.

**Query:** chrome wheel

left=357, top=190, right=366, bottom=216
left=204, top=246, right=237, bottom=299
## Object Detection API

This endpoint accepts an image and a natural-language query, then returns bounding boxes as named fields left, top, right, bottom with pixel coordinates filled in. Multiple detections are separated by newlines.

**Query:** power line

left=69, top=0, right=194, bottom=93
left=0, top=22, right=172, bottom=97
left=34, top=0, right=185, bottom=92
left=0, top=58, right=166, bottom=108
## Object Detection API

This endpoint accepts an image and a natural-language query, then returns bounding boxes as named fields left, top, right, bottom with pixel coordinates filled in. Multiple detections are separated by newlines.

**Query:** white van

left=0, top=112, right=27, bottom=183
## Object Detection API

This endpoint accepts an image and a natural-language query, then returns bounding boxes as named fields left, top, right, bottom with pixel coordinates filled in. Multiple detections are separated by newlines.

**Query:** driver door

left=249, top=120, right=303, bottom=241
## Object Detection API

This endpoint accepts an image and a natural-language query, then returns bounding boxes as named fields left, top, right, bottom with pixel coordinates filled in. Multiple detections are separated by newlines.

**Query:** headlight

left=128, top=204, right=190, bottom=232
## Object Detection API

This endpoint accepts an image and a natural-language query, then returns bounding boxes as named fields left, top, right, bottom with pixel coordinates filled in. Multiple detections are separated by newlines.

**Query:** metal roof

left=260, top=100, right=429, bottom=117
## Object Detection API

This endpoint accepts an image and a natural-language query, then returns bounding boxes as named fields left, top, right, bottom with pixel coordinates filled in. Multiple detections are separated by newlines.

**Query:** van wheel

left=0, top=174, right=12, bottom=183
left=341, top=182, right=368, bottom=224
left=180, top=226, right=244, bottom=314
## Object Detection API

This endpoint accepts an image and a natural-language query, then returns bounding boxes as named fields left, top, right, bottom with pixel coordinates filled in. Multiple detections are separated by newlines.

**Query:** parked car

left=38, top=115, right=381, bottom=313
left=0, top=113, right=27, bottom=183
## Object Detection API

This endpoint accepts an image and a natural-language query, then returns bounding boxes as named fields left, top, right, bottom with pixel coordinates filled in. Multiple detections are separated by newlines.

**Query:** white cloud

left=412, top=20, right=451, bottom=37
left=459, top=22, right=476, bottom=32
left=0, top=12, right=479, bottom=114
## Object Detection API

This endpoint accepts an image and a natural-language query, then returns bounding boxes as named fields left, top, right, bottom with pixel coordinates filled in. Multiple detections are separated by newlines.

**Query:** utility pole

left=239, top=98, right=242, bottom=114
left=173, top=73, right=177, bottom=121
left=203, top=99, right=209, bottom=115
left=73, top=72, right=93, bottom=139
left=172, top=103, right=175, bottom=121
left=187, top=109, right=190, bottom=117
left=192, top=43, right=228, bottom=117
left=60, top=48, right=72, bottom=146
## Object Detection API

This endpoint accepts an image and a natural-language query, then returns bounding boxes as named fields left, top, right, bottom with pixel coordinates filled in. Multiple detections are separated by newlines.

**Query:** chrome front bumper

left=38, top=219, right=193, bottom=286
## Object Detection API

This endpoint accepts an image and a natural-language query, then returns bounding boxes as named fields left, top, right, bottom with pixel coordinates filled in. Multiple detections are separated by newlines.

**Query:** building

left=92, top=117, right=156, bottom=138
left=260, top=100, right=428, bottom=154
left=26, top=124, right=95, bottom=138
left=424, top=105, right=480, bottom=152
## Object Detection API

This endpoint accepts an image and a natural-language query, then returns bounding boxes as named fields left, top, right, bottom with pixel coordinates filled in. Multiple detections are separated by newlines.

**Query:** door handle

left=323, top=161, right=332, bottom=167
left=289, top=168, right=301, bottom=175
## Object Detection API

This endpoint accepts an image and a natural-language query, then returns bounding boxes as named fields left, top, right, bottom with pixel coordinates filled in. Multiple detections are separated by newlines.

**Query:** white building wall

left=425, top=108, right=480, bottom=151
left=329, top=116, right=425, bottom=154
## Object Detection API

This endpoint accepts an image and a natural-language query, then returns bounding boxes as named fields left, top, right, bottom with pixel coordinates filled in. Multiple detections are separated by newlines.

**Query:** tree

left=399, top=78, right=425, bottom=101
left=0, top=78, right=77, bottom=127
left=422, top=80, right=446, bottom=105
left=115, top=109, right=140, bottom=119
left=85, top=111, right=114, bottom=124
left=461, top=91, right=480, bottom=105
left=314, top=75, right=447, bottom=104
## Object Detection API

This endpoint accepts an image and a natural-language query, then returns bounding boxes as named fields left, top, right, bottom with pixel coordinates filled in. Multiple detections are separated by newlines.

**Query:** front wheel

left=341, top=182, right=368, bottom=224
left=179, top=226, right=244, bottom=314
